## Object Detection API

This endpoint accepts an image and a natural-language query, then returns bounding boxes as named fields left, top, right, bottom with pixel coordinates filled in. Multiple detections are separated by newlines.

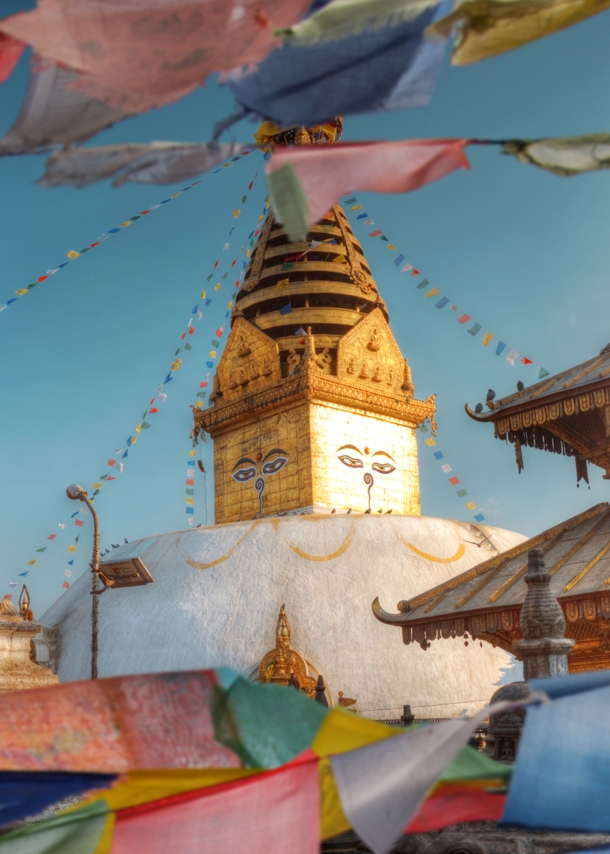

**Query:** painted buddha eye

left=338, top=455, right=363, bottom=469
left=371, top=462, right=396, bottom=475
left=262, top=456, right=288, bottom=476
left=232, top=467, right=257, bottom=483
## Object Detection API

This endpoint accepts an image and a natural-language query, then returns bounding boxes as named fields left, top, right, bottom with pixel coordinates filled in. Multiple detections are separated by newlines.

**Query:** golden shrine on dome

left=258, top=606, right=317, bottom=698
left=193, top=129, right=435, bottom=523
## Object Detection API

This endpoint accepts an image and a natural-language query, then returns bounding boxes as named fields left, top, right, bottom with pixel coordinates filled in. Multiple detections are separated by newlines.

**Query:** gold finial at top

left=19, top=585, right=33, bottom=622
left=258, top=605, right=317, bottom=697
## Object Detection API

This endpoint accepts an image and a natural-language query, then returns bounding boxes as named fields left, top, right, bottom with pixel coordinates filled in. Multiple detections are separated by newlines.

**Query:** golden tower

left=193, top=144, right=435, bottom=523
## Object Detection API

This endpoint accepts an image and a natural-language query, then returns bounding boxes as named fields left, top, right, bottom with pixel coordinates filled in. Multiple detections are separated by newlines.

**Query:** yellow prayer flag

left=214, top=283, right=221, bottom=291
left=92, top=482, right=102, bottom=489
left=27, top=560, right=37, bottom=566
left=186, top=498, right=194, bottom=505
left=136, top=424, right=141, bottom=434
left=482, top=332, right=494, bottom=347
left=210, top=350, right=217, bottom=358
left=425, top=438, right=436, bottom=446
left=387, top=244, right=397, bottom=251
left=131, top=436, right=138, bottom=445
left=201, top=290, right=206, bottom=299
left=425, top=288, right=440, bottom=298
left=277, top=278, right=290, bottom=288
left=466, top=501, right=477, bottom=510
left=258, top=215, right=264, bottom=222
left=246, top=249, right=251, bottom=258
left=350, top=205, right=362, bottom=210
left=119, top=222, right=131, bottom=227
left=15, top=289, right=28, bottom=295
left=195, top=401, right=203, bottom=409
left=66, top=250, right=80, bottom=259
left=68, top=544, right=76, bottom=553
left=222, top=163, right=231, bottom=168
left=171, top=192, right=182, bottom=198
left=189, top=450, right=196, bottom=457
left=233, top=209, right=241, bottom=219
left=227, top=301, right=233, bottom=309
left=333, top=255, right=348, bottom=265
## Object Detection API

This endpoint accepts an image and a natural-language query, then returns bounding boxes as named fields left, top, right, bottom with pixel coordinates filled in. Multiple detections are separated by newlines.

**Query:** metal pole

left=81, top=493, right=101, bottom=681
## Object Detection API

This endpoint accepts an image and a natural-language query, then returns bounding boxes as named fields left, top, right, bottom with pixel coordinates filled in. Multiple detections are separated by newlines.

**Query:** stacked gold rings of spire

left=233, top=204, right=388, bottom=378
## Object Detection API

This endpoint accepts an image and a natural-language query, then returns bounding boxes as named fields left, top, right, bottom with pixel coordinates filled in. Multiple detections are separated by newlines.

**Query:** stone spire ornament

left=513, top=548, right=575, bottom=679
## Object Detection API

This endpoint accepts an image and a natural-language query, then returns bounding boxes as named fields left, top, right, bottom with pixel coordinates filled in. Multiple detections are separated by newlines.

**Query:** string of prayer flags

left=419, top=424, right=485, bottom=524
left=344, top=196, right=550, bottom=380
left=266, top=139, right=469, bottom=241
left=0, top=148, right=255, bottom=315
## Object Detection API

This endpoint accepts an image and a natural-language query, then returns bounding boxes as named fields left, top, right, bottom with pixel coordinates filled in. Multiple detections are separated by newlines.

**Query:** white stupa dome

left=41, top=513, right=525, bottom=718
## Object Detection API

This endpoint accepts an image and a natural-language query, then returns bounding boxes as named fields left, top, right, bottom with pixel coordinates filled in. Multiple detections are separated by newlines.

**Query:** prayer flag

left=71, top=512, right=79, bottom=518
left=187, top=461, right=196, bottom=467
left=416, top=279, right=430, bottom=290
left=117, top=463, right=124, bottom=473
left=482, top=332, right=494, bottom=346
left=216, top=324, right=226, bottom=337
left=433, top=451, right=444, bottom=460
left=68, top=545, right=76, bottom=553
left=58, top=524, right=65, bottom=529
left=457, top=315, right=470, bottom=324
left=106, top=476, right=115, bottom=481
left=280, top=303, right=293, bottom=315
left=74, top=519, right=84, bottom=528
left=163, top=373, right=173, bottom=384
left=214, top=283, right=221, bottom=291
left=496, top=342, right=506, bottom=356
left=350, top=204, right=362, bottom=210
left=108, top=459, right=116, bottom=467
left=67, top=560, right=74, bottom=566
left=209, top=351, right=217, bottom=358
left=474, top=514, right=485, bottom=522
left=36, top=547, right=46, bottom=553
left=387, top=244, right=397, bottom=250
left=344, top=196, right=357, bottom=204
left=425, top=438, right=436, bottom=447
left=65, top=569, right=72, bottom=578
left=149, top=408, right=159, bottom=414
left=66, top=250, right=80, bottom=259
left=277, top=278, right=290, bottom=288
left=401, top=264, right=413, bottom=273
left=186, top=507, right=194, bottom=514
left=233, top=209, right=241, bottom=219
left=141, top=422, right=151, bottom=430
left=369, top=230, right=382, bottom=237
left=449, top=476, right=460, bottom=485
left=435, top=297, right=449, bottom=309
left=63, top=581, right=70, bottom=589
left=186, top=489, right=194, bottom=496
left=27, top=560, right=36, bottom=566
left=457, top=489, right=468, bottom=497
left=506, top=350, right=519, bottom=365
left=197, top=310, right=203, bottom=320
left=8, top=583, right=18, bottom=588
left=206, top=361, right=213, bottom=368
left=425, top=288, right=439, bottom=298
left=357, top=212, right=369, bottom=219
left=189, top=450, right=196, bottom=458
left=18, top=572, right=28, bottom=577
left=466, top=502, right=477, bottom=510
left=47, top=534, right=57, bottom=540
left=186, top=479, right=194, bottom=487
left=441, top=464, right=452, bottom=473
left=539, top=368, right=550, bottom=379
left=333, top=255, right=348, bottom=265
left=186, top=498, right=194, bottom=505
left=521, top=357, right=533, bottom=365
left=394, top=255, right=405, bottom=266
left=411, top=269, right=420, bottom=276
left=467, top=323, right=481, bottom=336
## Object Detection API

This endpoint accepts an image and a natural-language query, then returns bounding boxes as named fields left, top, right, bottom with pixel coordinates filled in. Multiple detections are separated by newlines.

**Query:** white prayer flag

left=400, top=264, right=412, bottom=273
left=441, top=464, right=452, bottom=473
left=8, top=582, right=18, bottom=588
left=116, top=462, right=124, bottom=473
left=197, top=310, right=203, bottom=321
left=115, top=448, right=124, bottom=455
left=157, top=392, right=167, bottom=403
left=506, top=349, right=519, bottom=365
left=331, top=709, right=490, bottom=854
left=223, top=242, right=230, bottom=250
left=58, top=523, right=65, bottom=529
left=64, top=569, right=72, bottom=578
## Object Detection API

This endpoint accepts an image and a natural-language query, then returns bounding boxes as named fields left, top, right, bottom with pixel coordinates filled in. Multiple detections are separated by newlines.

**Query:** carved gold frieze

left=337, top=309, right=408, bottom=399
left=215, top=317, right=281, bottom=403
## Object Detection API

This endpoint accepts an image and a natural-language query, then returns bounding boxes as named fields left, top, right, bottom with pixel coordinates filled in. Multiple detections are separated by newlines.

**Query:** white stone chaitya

left=41, top=514, right=525, bottom=717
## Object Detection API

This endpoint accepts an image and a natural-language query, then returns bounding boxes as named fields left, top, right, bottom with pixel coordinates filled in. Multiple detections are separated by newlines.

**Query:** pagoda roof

left=466, top=344, right=610, bottom=424
left=373, top=502, right=610, bottom=672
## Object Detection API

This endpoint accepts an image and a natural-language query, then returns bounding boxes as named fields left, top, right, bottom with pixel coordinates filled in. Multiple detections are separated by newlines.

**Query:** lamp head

left=66, top=483, right=85, bottom=501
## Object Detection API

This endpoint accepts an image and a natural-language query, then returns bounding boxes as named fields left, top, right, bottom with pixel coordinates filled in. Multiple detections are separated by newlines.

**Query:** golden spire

left=258, top=606, right=317, bottom=697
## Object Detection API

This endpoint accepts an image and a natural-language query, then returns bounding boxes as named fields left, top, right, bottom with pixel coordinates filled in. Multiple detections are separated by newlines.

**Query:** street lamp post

left=66, top=484, right=101, bottom=680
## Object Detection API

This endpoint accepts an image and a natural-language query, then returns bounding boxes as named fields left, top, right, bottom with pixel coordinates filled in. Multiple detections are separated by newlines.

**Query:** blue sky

left=1, top=13, right=610, bottom=615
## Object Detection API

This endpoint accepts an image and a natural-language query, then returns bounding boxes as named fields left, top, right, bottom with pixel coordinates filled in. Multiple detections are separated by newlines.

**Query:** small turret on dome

left=0, top=589, right=58, bottom=692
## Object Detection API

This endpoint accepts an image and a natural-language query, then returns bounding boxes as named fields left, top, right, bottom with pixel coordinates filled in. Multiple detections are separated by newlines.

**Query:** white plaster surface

left=41, top=514, right=526, bottom=718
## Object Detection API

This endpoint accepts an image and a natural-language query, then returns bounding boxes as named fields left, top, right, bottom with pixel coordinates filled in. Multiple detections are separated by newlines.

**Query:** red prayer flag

left=181, top=332, right=186, bottom=340
left=113, top=759, right=319, bottom=854
left=411, top=269, right=420, bottom=276
left=0, top=34, right=26, bottom=87
left=457, top=314, right=470, bottom=324
left=521, top=357, right=533, bottom=365
left=189, top=326, right=195, bottom=335
left=214, top=260, right=219, bottom=269
left=3, top=595, right=12, bottom=601
left=108, top=459, right=116, bottom=467
left=140, top=210, right=151, bottom=215
left=62, top=581, right=70, bottom=589
left=47, top=534, right=57, bottom=541
left=231, top=260, right=236, bottom=267
left=37, top=276, right=48, bottom=283
left=106, top=476, right=115, bottom=481
left=449, top=476, right=460, bottom=485
left=186, top=479, right=194, bottom=486
left=90, top=242, right=100, bottom=248
left=74, top=519, right=84, bottom=527
left=248, top=181, right=254, bottom=190
left=369, top=230, right=382, bottom=237
left=149, top=408, right=159, bottom=414
left=199, top=381, right=208, bottom=388
left=407, top=785, right=506, bottom=833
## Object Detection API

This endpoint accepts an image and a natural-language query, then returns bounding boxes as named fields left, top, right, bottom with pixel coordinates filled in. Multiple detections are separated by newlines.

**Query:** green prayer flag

left=186, top=488, right=194, bottom=496
left=212, top=339, right=220, bottom=347
left=416, top=279, right=430, bottom=289
left=457, top=489, right=468, bottom=497
left=266, top=163, right=311, bottom=242
left=92, top=490, right=100, bottom=497
left=197, top=392, right=206, bottom=399
left=141, top=421, right=151, bottom=430
left=538, top=368, right=550, bottom=379
left=242, top=195, right=247, bottom=203
left=282, top=262, right=295, bottom=271
left=380, top=235, right=388, bottom=241
left=207, top=274, right=213, bottom=281
left=175, top=348, right=181, bottom=355
left=184, top=343, right=192, bottom=350
left=467, top=323, right=482, bottom=336
left=222, top=272, right=228, bottom=279
left=27, top=283, right=38, bottom=289
left=130, top=216, right=140, bottom=221
left=0, top=799, right=109, bottom=853
left=75, top=535, right=79, bottom=542
left=418, top=424, right=428, bottom=432
left=36, top=547, right=46, bottom=553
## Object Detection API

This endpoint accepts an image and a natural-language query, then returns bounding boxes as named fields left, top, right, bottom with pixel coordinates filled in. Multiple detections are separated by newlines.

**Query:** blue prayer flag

left=126, top=437, right=132, bottom=447
left=435, top=297, right=449, bottom=308
left=0, top=772, right=117, bottom=827
left=206, top=361, right=213, bottom=368
left=192, top=305, right=198, bottom=314
left=122, top=450, right=128, bottom=458
left=71, top=512, right=79, bottom=518
left=18, top=572, right=28, bottom=577
left=58, top=262, right=70, bottom=268
left=67, top=560, right=74, bottom=565
left=433, top=451, right=444, bottom=460
left=7, top=298, right=17, bottom=304
left=279, top=303, right=293, bottom=315
left=357, top=212, right=369, bottom=220
left=394, top=254, right=405, bottom=267
left=496, top=341, right=507, bottom=356
left=187, top=461, right=196, bottom=467
left=205, top=298, right=212, bottom=306
left=474, top=514, right=485, bottom=522
left=163, top=373, right=173, bottom=384
left=186, top=507, right=194, bottom=514
left=107, top=228, right=120, bottom=234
